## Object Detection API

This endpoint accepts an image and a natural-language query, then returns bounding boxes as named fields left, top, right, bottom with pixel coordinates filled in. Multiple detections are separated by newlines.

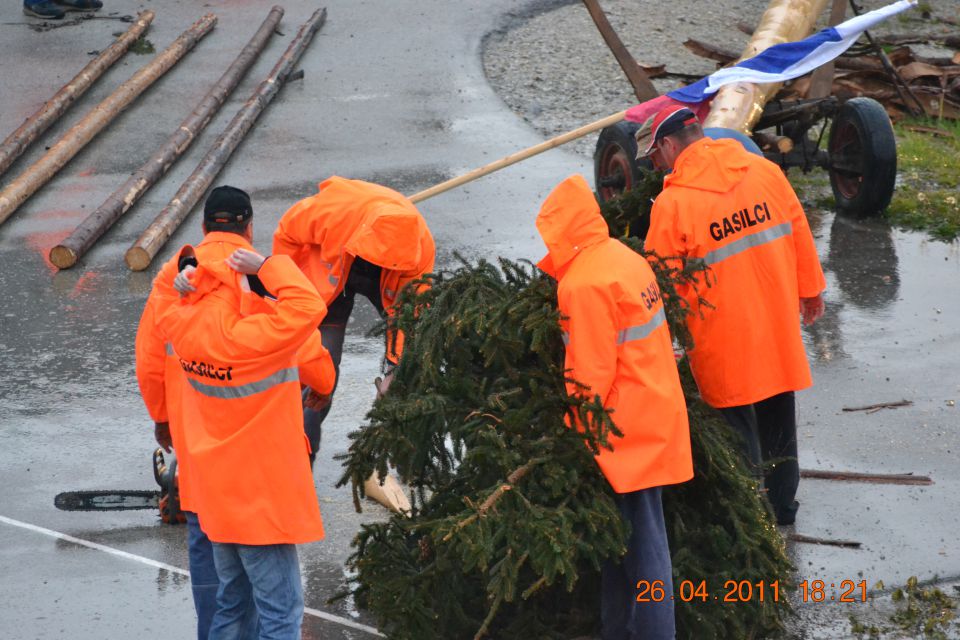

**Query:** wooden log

left=807, top=0, right=847, bottom=99
left=580, top=0, right=658, bottom=101
left=0, top=14, right=217, bottom=229
left=787, top=533, right=861, bottom=548
left=408, top=110, right=627, bottom=204
left=703, top=0, right=830, bottom=133
left=0, top=11, right=154, bottom=178
left=753, top=131, right=794, bottom=153
left=125, top=9, right=327, bottom=272
left=800, top=469, right=933, bottom=485
left=49, top=7, right=284, bottom=270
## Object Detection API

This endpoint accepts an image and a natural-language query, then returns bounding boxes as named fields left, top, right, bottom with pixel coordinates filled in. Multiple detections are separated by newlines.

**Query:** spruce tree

left=338, top=169, right=793, bottom=639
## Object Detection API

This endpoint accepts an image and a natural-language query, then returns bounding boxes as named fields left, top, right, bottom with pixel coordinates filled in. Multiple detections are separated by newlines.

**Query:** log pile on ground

left=338, top=179, right=793, bottom=639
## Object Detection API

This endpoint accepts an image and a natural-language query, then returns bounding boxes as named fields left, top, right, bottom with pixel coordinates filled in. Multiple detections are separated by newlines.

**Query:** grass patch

left=887, top=117, right=960, bottom=241
left=129, top=36, right=155, bottom=55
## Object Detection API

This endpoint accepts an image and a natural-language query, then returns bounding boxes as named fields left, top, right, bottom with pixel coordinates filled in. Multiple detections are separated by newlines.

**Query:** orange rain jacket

left=136, top=249, right=192, bottom=506
left=136, top=232, right=335, bottom=513
left=537, top=175, right=693, bottom=494
left=154, top=236, right=335, bottom=545
left=272, top=177, right=435, bottom=363
left=645, top=137, right=826, bottom=409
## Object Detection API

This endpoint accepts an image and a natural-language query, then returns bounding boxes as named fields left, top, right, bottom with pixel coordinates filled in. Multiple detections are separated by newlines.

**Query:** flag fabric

left=665, top=0, right=917, bottom=104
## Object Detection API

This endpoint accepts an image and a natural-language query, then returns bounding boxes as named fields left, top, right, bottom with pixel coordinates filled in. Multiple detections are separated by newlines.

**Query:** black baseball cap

left=204, top=185, right=252, bottom=225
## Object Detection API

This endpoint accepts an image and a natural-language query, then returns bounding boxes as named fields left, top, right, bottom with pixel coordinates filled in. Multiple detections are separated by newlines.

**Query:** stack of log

left=684, top=27, right=960, bottom=120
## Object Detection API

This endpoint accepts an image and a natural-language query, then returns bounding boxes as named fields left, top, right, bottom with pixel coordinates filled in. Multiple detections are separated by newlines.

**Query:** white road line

left=0, top=514, right=384, bottom=637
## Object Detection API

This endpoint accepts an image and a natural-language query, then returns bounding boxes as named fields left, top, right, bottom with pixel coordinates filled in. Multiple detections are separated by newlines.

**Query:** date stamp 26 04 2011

left=636, top=579, right=869, bottom=603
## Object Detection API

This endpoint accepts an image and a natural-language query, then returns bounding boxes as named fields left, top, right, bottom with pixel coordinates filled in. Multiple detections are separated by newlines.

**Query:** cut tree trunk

left=0, top=11, right=155, bottom=178
left=49, top=7, right=284, bottom=270
left=0, top=13, right=217, bottom=228
left=125, top=9, right=328, bottom=271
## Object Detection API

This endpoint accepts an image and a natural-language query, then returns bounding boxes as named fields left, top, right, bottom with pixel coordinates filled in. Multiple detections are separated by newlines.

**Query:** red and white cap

left=634, top=105, right=699, bottom=158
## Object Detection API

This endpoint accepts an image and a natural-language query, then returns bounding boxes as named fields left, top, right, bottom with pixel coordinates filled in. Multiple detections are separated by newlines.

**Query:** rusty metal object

left=0, top=14, right=217, bottom=229
left=50, top=7, right=284, bottom=270
left=0, top=11, right=155, bottom=178
left=704, top=0, right=830, bottom=133
left=125, top=8, right=328, bottom=272
left=580, top=0, right=658, bottom=101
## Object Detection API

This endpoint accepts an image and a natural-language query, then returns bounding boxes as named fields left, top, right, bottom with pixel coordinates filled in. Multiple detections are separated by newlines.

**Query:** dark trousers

left=601, top=487, right=675, bottom=640
left=303, top=259, right=385, bottom=464
left=719, top=391, right=799, bottom=523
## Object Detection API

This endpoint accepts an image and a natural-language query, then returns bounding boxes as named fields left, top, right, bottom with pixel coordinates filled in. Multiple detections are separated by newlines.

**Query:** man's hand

left=226, top=248, right=266, bottom=275
left=800, top=294, right=825, bottom=326
left=304, top=388, right=332, bottom=411
left=375, top=369, right=396, bottom=399
left=155, top=422, right=172, bottom=453
left=174, top=265, right=197, bottom=296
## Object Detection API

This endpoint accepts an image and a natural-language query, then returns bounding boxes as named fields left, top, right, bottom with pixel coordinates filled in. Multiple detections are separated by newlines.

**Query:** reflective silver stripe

left=384, top=288, right=396, bottom=298
left=701, top=222, right=793, bottom=266
left=328, top=275, right=339, bottom=286
left=561, top=332, right=570, bottom=346
left=187, top=367, right=299, bottom=400
left=165, top=343, right=174, bottom=356
left=617, top=308, right=666, bottom=345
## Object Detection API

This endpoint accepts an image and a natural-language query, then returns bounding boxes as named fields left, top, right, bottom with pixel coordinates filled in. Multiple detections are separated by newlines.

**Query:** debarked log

left=0, top=13, right=217, bottom=229
left=0, top=11, right=155, bottom=178
left=125, top=8, right=328, bottom=271
left=49, top=7, right=284, bottom=270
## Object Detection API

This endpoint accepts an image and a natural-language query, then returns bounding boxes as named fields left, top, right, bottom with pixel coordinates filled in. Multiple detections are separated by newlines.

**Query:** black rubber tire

left=594, top=120, right=643, bottom=204
left=827, top=97, right=897, bottom=217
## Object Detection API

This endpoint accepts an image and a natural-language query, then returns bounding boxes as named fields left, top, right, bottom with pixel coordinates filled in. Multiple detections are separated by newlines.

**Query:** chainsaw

left=54, top=448, right=186, bottom=524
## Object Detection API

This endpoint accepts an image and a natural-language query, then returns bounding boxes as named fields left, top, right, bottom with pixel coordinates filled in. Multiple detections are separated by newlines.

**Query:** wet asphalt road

left=0, top=1, right=957, bottom=638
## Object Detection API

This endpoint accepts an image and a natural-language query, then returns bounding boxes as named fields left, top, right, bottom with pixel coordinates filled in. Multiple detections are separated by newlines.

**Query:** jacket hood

left=535, top=174, right=609, bottom=278
left=665, top=137, right=753, bottom=194
left=345, top=203, right=424, bottom=271
left=178, top=233, right=251, bottom=305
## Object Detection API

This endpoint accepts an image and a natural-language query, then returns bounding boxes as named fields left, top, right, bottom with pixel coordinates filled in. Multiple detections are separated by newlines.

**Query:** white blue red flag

left=625, top=0, right=916, bottom=123
left=669, top=0, right=917, bottom=102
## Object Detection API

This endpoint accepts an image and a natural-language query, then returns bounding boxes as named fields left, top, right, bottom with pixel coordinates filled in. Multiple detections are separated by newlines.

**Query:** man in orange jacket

left=139, top=186, right=335, bottom=639
left=272, top=177, right=435, bottom=458
left=640, top=105, right=826, bottom=525
left=537, top=175, right=693, bottom=640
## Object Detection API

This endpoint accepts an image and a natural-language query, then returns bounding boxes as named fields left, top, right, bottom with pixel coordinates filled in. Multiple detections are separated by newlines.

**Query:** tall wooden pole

left=0, top=11, right=155, bottom=178
left=126, top=8, right=328, bottom=272
left=50, top=7, right=284, bottom=270
left=0, top=13, right=217, bottom=229
left=580, top=0, right=658, bottom=102
left=408, top=110, right=627, bottom=204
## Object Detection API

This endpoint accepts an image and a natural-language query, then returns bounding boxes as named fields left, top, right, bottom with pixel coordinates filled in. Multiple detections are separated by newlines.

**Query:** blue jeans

left=209, top=542, right=303, bottom=640
left=601, top=487, right=675, bottom=640
left=186, top=512, right=258, bottom=640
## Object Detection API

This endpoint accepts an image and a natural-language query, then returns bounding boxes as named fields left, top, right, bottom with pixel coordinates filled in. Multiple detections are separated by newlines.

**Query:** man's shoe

left=23, top=1, right=66, bottom=19
left=53, top=0, right=103, bottom=11
left=775, top=500, right=800, bottom=526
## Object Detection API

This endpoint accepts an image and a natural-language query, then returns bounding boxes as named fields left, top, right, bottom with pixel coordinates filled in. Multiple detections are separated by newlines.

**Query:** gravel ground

left=482, top=0, right=960, bottom=159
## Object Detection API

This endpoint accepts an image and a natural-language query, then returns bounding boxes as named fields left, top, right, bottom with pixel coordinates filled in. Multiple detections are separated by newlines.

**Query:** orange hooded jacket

left=645, top=137, right=826, bottom=408
left=155, top=239, right=334, bottom=545
left=136, top=232, right=334, bottom=513
left=537, top=175, right=693, bottom=494
left=272, top=177, right=435, bottom=364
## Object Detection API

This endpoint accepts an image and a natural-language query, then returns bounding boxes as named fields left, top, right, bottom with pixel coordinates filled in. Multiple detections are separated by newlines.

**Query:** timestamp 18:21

left=636, top=579, right=868, bottom=603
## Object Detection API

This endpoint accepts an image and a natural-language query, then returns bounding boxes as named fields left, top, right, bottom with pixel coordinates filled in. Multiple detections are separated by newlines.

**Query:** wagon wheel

left=594, top=120, right=642, bottom=204
left=827, top=97, right=897, bottom=217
